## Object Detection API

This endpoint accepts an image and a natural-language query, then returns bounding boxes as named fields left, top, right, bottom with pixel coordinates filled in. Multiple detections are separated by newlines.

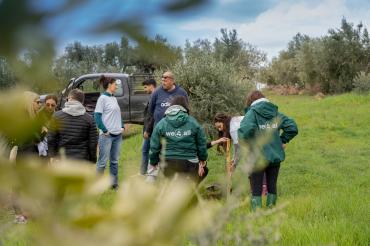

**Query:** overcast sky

left=43, top=0, right=370, bottom=60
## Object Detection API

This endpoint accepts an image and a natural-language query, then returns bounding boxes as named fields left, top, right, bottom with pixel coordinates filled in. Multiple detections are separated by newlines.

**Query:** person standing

left=238, top=90, right=298, bottom=211
left=149, top=71, right=188, bottom=126
left=47, top=89, right=97, bottom=163
left=38, top=94, right=58, bottom=157
left=95, top=76, right=124, bottom=190
left=12, top=91, right=43, bottom=223
left=140, top=78, right=156, bottom=175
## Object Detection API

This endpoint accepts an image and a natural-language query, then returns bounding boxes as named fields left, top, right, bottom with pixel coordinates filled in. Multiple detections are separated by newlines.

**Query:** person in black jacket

left=141, top=78, right=156, bottom=175
left=48, top=89, right=98, bottom=163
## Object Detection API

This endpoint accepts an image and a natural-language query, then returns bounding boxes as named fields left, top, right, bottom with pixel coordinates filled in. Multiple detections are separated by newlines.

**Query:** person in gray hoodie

left=48, top=89, right=98, bottom=163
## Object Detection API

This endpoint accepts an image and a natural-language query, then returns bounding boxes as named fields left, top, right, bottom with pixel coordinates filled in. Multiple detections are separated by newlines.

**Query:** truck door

left=114, top=76, right=130, bottom=122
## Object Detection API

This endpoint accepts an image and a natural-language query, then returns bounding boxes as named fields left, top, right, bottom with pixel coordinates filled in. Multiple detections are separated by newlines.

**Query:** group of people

left=12, top=70, right=298, bottom=222
left=140, top=71, right=298, bottom=211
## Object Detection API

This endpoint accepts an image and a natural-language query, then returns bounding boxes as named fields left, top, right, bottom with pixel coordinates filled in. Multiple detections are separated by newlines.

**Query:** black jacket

left=48, top=111, right=98, bottom=163
left=143, top=101, right=154, bottom=136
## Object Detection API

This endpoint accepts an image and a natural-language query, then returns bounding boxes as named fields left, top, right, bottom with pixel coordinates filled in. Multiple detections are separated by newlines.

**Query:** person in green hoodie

left=238, top=90, right=298, bottom=211
left=149, top=96, right=208, bottom=183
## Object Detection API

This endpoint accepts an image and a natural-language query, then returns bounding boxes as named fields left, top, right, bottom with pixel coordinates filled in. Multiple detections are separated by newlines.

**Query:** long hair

left=23, top=91, right=39, bottom=119
left=213, top=112, right=232, bottom=152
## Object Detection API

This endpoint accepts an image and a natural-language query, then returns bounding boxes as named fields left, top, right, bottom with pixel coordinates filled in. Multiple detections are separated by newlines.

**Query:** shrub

left=169, top=53, right=253, bottom=134
left=353, top=72, right=370, bottom=94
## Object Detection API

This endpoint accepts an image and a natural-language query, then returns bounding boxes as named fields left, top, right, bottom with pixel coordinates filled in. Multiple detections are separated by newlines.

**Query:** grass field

left=1, top=92, right=370, bottom=245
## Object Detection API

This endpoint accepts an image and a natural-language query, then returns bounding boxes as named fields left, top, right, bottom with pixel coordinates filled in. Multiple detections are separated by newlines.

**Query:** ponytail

left=99, top=75, right=116, bottom=90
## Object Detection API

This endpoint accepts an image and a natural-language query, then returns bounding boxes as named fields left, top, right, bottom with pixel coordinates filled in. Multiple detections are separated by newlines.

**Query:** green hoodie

left=149, top=105, right=208, bottom=165
left=238, top=99, right=298, bottom=165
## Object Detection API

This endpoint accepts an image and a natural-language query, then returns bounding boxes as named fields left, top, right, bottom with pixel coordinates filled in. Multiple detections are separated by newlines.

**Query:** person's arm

left=279, top=113, right=298, bottom=144
left=94, top=113, right=108, bottom=133
left=88, top=118, right=98, bottom=163
left=149, top=122, right=162, bottom=166
left=145, top=112, right=155, bottom=137
left=232, top=144, right=240, bottom=166
left=148, top=91, right=157, bottom=116
left=94, top=97, right=108, bottom=134
left=207, top=137, right=228, bottom=149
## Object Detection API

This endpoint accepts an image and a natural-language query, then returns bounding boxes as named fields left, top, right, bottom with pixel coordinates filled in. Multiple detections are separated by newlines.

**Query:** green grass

left=1, top=92, right=370, bottom=245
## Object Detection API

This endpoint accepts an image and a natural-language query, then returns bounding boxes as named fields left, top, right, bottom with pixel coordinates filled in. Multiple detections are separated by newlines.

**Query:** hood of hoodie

left=164, top=105, right=188, bottom=128
left=62, top=101, right=86, bottom=116
left=250, top=98, right=278, bottom=120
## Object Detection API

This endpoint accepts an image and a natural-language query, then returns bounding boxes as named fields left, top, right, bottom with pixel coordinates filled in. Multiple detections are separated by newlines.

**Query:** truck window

left=78, top=78, right=124, bottom=97
left=130, top=75, right=153, bottom=95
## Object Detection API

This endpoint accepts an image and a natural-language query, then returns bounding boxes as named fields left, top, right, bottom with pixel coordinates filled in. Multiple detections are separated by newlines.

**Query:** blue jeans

left=140, top=137, right=150, bottom=175
left=97, top=133, right=122, bottom=185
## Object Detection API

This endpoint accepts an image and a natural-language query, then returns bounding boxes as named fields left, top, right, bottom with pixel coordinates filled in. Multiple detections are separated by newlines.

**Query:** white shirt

left=95, top=94, right=122, bottom=135
left=229, top=116, right=244, bottom=144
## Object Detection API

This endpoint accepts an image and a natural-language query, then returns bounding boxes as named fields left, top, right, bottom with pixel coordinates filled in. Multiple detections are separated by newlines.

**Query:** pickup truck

left=58, top=73, right=153, bottom=124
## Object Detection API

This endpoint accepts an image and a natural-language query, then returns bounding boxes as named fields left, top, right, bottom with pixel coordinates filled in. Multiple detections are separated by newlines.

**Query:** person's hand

left=121, top=128, right=125, bottom=134
left=212, top=137, right=229, bottom=146
left=282, top=144, right=286, bottom=149
left=198, top=161, right=206, bottom=177
left=104, top=131, right=110, bottom=136
left=143, top=131, right=149, bottom=139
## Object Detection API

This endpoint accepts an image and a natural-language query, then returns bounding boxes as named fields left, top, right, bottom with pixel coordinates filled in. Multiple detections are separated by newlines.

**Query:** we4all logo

left=165, top=130, right=192, bottom=138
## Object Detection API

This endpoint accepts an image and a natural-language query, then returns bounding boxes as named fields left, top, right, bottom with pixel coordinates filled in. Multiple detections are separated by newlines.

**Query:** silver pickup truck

left=58, top=73, right=153, bottom=124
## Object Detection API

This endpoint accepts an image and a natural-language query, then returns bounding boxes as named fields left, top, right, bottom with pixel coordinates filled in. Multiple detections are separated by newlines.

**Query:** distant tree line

left=260, top=18, right=370, bottom=94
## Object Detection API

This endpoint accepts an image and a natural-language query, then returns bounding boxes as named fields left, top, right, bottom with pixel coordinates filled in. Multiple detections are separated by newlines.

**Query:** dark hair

left=246, top=90, right=265, bottom=107
left=99, top=75, right=116, bottom=90
left=45, top=94, right=58, bottom=104
left=68, top=89, right=85, bottom=103
left=214, top=112, right=232, bottom=152
left=142, top=78, right=157, bottom=87
left=170, top=96, right=189, bottom=113
left=214, top=112, right=232, bottom=138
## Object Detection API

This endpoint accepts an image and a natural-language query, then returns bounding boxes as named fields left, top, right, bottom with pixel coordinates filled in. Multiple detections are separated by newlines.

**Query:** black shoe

left=110, top=184, right=119, bottom=191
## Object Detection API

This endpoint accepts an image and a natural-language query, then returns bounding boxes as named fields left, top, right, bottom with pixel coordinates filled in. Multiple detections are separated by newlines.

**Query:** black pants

left=164, top=159, right=208, bottom=183
left=250, top=164, right=280, bottom=196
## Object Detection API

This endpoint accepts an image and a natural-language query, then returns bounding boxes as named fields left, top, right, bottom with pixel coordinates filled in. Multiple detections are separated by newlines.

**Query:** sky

left=38, top=0, right=370, bottom=60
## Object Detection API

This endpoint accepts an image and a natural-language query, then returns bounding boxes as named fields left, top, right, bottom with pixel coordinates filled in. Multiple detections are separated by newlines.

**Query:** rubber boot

left=266, top=193, right=277, bottom=208
left=251, top=196, right=262, bottom=211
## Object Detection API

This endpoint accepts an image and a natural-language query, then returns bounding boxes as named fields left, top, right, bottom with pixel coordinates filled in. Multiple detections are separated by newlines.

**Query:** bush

left=170, top=53, right=253, bottom=134
left=353, top=72, right=370, bottom=94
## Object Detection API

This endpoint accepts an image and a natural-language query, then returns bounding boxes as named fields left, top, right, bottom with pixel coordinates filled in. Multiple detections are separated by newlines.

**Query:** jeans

left=97, top=133, right=122, bottom=186
left=140, top=137, right=150, bottom=175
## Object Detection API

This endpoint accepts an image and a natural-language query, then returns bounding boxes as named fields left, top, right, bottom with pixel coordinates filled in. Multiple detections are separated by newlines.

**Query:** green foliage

left=353, top=72, right=370, bottom=94
left=53, top=36, right=183, bottom=88
left=163, top=29, right=264, bottom=133
left=171, top=45, right=252, bottom=133
left=0, top=57, right=16, bottom=89
left=264, top=18, right=370, bottom=94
